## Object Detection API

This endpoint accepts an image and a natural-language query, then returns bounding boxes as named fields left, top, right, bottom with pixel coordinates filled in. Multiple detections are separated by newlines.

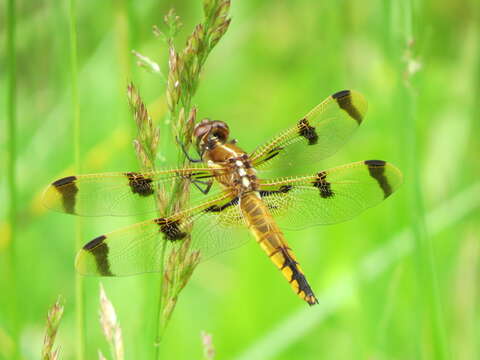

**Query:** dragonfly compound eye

left=210, top=121, right=230, bottom=143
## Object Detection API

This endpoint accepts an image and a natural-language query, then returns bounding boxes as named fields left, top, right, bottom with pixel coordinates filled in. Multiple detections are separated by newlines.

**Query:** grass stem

left=153, top=241, right=167, bottom=357
left=400, top=0, right=449, bottom=358
left=6, top=0, right=19, bottom=358
left=148, top=3, right=231, bottom=355
left=68, top=0, right=85, bottom=358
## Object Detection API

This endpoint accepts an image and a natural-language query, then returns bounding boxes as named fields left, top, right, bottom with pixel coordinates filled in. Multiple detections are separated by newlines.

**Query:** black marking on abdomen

left=125, top=172, right=154, bottom=196
left=53, top=176, right=78, bottom=214
left=280, top=248, right=318, bottom=305
left=365, top=160, right=392, bottom=198
left=83, top=235, right=113, bottom=276
left=312, top=171, right=334, bottom=198
left=332, top=90, right=363, bottom=124
left=155, top=218, right=187, bottom=241
left=204, top=197, right=239, bottom=213
left=298, top=118, right=318, bottom=145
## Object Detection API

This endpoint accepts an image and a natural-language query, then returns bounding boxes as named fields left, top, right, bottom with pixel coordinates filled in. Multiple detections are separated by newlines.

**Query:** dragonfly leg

left=191, top=179, right=213, bottom=195
left=176, top=136, right=203, bottom=163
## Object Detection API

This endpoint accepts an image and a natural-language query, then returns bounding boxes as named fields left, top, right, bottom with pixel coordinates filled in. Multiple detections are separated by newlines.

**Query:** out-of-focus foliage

left=1, top=0, right=479, bottom=359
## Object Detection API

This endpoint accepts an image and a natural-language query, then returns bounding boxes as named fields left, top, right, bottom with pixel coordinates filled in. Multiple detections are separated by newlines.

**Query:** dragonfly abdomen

left=240, top=192, right=318, bottom=305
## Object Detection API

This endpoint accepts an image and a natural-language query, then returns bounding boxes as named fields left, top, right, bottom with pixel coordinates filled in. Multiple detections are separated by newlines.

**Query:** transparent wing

left=42, top=166, right=221, bottom=216
left=250, top=90, right=368, bottom=170
left=258, top=160, right=403, bottom=230
left=75, top=191, right=251, bottom=276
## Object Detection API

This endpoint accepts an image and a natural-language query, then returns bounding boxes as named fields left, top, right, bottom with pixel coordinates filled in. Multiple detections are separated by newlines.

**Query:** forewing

left=251, top=90, right=367, bottom=170
left=75, top=191, right=250, bottom=276
left=258, top=160, right=403, bottom=230
left=42, top=167, right=218, bottom=216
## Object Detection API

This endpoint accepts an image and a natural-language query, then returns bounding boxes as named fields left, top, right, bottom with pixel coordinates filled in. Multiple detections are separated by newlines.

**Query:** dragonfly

left=43, top=90, right=402, bottom=305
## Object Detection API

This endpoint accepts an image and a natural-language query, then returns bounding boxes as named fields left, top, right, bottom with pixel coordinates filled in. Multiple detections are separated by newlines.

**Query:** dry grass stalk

left=158, top=2, right=232, bottom=327
left=131, top=49, right=163, bottom=76
left=127, top=83, right=167, bottom=211
left=99, top=284, right=124, bottom=360
left=161, top=237, right=201, bottom=323
left=41, top=297, right=64, bottom=360
left=128, top=0, right=232, bottom=346
left=127, top=83, right=160, bottom=171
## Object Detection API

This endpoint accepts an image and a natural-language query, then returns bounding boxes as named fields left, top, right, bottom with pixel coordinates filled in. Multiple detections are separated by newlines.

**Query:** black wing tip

left=52, top=176, right=77, bottom=187
left=332, top=89, right=363, bottom=124
left=83, top=235, right=107, bottom=250
left=365, top=160, right=386, bottom=167
left=332, top=89, right=351, bottom=99
left=365, top=160, right=393, bottom=198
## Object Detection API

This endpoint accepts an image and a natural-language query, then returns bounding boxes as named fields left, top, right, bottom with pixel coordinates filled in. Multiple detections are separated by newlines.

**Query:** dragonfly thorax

left=228, top=154, right=259, bottom=193
left=205, top=149, right=259, bottom=194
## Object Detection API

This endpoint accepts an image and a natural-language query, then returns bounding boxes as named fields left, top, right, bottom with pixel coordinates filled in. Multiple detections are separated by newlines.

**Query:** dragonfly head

left=193, top=118, right=230, bottom=154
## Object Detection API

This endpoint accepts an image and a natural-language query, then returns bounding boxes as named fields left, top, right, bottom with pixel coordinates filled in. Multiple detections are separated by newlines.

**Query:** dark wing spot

left=53, top=176, right=77, bottom=187
left=193, top=174, right=214, bottom=180
left=365, top=160, right=392, bottom=198
left=332, top=89, right=350, bottom=99
left=259, top=185, right=293, bottom=198
left=53, top=176, right=78, bottom=214
left=155, top=218, right=187, bottom=241
left=278, top=185, right=292, bottom=193
left=83, top=235, right=113, bottom=276
left=332, top=89, right=363, bottom=124
left=188, top=171, right=214, bottom=180
left=297, top=118, right=318, bottom=145
left=365, top=159, right=386, bottom=166
left=204, top=197, right=239, bottom=213
left=83, top=235, right=106, bottom=250
left=125, top=172, right=154, bottom=197
left=257, top=146, right=284, bottom=165
left=262, top=147, right=284, bottom=163
left=312, top=171, right=334, bottom=198
left=260, top=186, right=292, bottom=210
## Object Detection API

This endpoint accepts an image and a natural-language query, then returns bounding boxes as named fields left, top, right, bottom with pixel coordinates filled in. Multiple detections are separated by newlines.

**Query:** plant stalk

left=68, top=0, right=85, bottom=359
left=6, top=0, right=19, bottom=358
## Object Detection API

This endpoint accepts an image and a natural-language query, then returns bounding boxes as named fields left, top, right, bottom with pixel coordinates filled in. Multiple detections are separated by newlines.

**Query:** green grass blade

left=68, top=0, right=85, bottom=359
left=400, top=0, right=449, bottom=358
left=5, top=0, right=19, bottom=358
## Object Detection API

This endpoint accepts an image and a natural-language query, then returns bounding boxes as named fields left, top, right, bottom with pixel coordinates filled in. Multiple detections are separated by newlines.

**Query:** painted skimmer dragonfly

left=43, top=90, right=402, bottom=305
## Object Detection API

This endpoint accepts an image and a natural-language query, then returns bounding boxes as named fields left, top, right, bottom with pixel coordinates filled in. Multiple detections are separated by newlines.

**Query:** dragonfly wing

left=75, top=191, right=250, bottom=276
left=258, top=160, right=403, bottom=230
left=251, top=90, right=367, bottom=170
left=43, top=167, right=218, bottom=216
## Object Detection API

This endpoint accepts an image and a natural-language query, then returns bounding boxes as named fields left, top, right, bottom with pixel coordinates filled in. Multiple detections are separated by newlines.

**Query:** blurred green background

left=1, top=0, right=480, bottom=359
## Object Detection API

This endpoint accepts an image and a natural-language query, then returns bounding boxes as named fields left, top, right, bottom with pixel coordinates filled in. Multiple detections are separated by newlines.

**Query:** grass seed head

left=41, top=297, right=64, bottom=360
left=99, top=284, right=124, bottom=360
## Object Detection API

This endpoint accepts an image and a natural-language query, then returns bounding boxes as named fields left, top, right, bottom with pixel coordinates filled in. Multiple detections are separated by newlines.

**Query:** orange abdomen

left=239, top=192, right=318, bottom=305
